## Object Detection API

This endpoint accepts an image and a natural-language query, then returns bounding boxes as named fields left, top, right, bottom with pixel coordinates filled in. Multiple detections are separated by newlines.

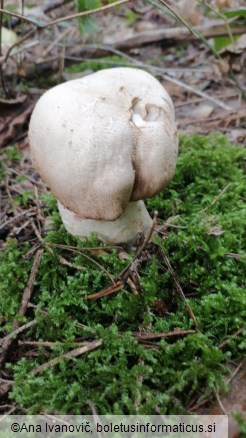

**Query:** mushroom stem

left=58, top=201, right=153, bottom=244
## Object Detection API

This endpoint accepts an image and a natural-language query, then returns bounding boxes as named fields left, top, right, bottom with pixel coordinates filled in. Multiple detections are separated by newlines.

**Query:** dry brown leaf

left=214, top=0, right=232, bottom=8
left=228, top=129, right=246, bottom=144
left=1, top=27, right=18, bottom=53
left=206, top=225, right=224, bottom=236
left=193, top=103, right=214, bottom=119
left=0, top=101, right=33, bottom=147
left=175, top=0, right=201, bottom=25
left=213, top=58, right=230, bottom=76
left=220, top=34, right=246, bottom=55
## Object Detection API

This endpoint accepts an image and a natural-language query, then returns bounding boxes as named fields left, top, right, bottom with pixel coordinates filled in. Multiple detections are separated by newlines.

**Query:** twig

left=0, top=320, right=37, bottom=347
left=2, top=28, right=37, bottom=65
left=119, top=211, right=158, bottom=282
left=30, top=339, right=102, bottom=375
left=155, top=0, right=198, bottom=39
left=18, top=249, right=43, bottom=317
left=0, top=0, right=130, bottom=29
left=0, top=0, right=3, bottom=57
left=112, top=23, right=246, bottom=50
left=219, top=327, right=245, bottom=349
left=88, top=401, right=106, bottom=438
left=214, top=390, right=227, bottom=415
left=198, top=0, right=235, bottom=48
left=86, top=280, right=124, bottom=300
left=160, top=251, right=198, bottom=329
left=58, top=256, right=86, bottom=271
left=180, top=110, right=246, bottom=126
left=18, top=340, right=89, bottom=347
left=87, top=212, right=158, bottom=300
left=0, top=250, right=43, bottom=369
left=30, top=218, right=43, bottom=243
left=161, top=74, right=232, bottom=111
left=9, top=0, right=74, bottom=27
left=225, top=253, right=246, bottom=260
left=200, top=183, right=232, bottom=213
left=226, top=358, right=245, bottom=384
left=133, top=329, right=196, bottom=341
left=44, top=0, right=130, bottom=28
left=0, top=207, right=37, bottom=231
left=0, top=8, right=41, bottom=26
left=0, top=0, right=9, bottom=97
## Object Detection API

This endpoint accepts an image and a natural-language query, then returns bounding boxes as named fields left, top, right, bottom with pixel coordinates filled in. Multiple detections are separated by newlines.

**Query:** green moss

left=1, top=133, right=245, bottom=414
left=64, top=56, right=130, bottom=74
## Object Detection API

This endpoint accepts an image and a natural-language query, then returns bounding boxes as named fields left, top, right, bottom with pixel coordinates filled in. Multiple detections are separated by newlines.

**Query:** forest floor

left=0, top=1, right=245, bottom=437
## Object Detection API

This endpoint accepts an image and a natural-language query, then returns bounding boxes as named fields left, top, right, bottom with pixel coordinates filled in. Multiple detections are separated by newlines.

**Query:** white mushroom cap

left=29, top=67, right=178, bottom=243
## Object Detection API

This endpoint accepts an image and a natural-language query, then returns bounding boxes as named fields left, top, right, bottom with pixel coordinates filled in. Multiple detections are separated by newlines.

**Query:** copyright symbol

left=11, top=423, right=20, bottom=432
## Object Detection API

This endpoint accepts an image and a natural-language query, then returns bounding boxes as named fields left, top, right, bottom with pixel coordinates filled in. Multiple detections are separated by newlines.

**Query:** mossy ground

left=0, top=133, right=245, bottom=415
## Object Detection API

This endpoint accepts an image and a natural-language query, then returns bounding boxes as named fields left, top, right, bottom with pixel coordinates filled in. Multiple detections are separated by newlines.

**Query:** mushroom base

left=58, top=201, right=153, bottom=244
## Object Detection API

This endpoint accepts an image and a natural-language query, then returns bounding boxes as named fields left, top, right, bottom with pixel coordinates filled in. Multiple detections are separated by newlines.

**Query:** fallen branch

left=112, top=22, right=246, bottom=50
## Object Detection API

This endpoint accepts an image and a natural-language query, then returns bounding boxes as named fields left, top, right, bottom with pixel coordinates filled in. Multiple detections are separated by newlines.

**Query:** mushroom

left=29, top=67, right=178, bottom=244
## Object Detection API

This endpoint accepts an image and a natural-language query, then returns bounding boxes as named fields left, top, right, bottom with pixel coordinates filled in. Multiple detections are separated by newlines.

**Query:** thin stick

left=18, top=249, right=43, bottom=317
left=214, top=390, right=227, bottom=415
left=30, top=339, right=102, bottom=376
left=200, top=183, right=232, bottom=213
left=226, top=358, right=245, bottom=384
left=87, top=212, right=158, bottom=300
left=86, top=280, right=124, bottom=300
left=0, top=320, right=37, bottom=347
left=161, top=252, right=198, bottom=329
left=0, top=207, right=36, bottom=231
left=155, top=0, right=198, bottom=39
left=219, top=327, right=245, bottom=349
left=2, top=28, right=36, bottom=65
left=133, top=329, right=196, bottom=340
left=198, top=0, right=235, bottom=48
left=0, top=8, right=40, bottom=26
left=0, top=250, right=43, bottom=368
left=0, top=0, right=3, bottom=56
left=119, top=211, right=158, bottom=282
left=18, top=340, right=89, bottom=347
left=43, top=243, right=115, bottom=284
left=44, top=0, right=130, bottom=28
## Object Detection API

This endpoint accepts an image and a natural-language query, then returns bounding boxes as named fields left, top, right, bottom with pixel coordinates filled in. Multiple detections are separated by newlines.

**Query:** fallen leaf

left=220, top=34, right=246, bottom=55
left=213, top=58, right=230, bottom=76
left=228, top=129, right=246, bottom=144
left=214, top=0, right=232, bottom=8
left=206, top=225, right=224, bottom=236
left=0, top=101, right=34, bottom=147
left=175, top=0, right=201, bottom=25
left=1, top=27, right=18, bottom=52
left=193, top=103, right=214, bottom=119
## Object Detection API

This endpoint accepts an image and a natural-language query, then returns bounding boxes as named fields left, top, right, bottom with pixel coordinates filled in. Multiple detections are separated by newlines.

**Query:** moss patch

left=0, top=133, right=245, bottom=414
